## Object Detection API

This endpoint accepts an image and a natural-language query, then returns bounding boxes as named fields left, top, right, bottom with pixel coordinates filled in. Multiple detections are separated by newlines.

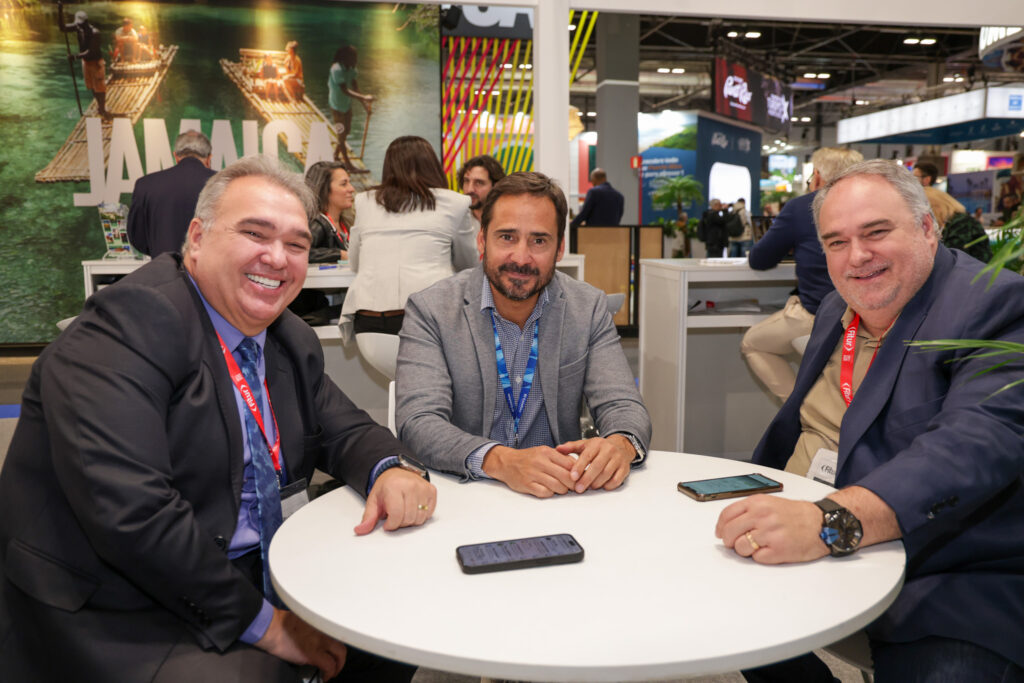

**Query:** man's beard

left=484, top=258, right=553, bottom=302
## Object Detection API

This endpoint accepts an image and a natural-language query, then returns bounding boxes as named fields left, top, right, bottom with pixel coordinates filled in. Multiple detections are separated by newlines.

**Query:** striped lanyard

left=490, top=311, right=539, bottom=448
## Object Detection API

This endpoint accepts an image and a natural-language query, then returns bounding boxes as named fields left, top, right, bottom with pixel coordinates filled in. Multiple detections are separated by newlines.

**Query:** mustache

left=499, top=263, right=540, bottom=276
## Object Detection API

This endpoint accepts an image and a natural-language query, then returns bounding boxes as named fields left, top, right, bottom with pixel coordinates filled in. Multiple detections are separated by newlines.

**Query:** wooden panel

left=638, top=226, right=663, bottom=259
left=576, top=228, right=631, bottom=325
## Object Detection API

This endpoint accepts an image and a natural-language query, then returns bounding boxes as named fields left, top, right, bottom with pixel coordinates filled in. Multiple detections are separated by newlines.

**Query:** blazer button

left=214, top=535, right=227, bottom=551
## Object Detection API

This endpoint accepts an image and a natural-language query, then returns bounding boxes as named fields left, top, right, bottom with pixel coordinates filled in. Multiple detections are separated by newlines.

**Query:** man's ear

left=476, top=225, right=486, bottom=260
left=185, top=219, right=204, bottom=255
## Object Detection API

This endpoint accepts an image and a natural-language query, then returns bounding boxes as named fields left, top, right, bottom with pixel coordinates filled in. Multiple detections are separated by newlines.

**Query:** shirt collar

left=840, top=305, right=897, bottom=345
left=479, top=274, right=550, bottom=326
left=187, top=274, right=267, bottom=354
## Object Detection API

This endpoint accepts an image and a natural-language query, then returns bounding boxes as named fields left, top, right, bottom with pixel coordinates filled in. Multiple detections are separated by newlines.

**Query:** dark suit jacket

left=570, top=182, right=624, bottom=228
left=747, top=191, right=834, bottom=314
left=0, top=255, right=412, bottom=680
left=753, top=246, right=1024, bottom=667
left=127, top=157, right=216, bottom=256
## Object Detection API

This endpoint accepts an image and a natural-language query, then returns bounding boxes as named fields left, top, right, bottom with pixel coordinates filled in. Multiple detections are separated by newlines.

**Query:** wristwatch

left=381, top=455, right=430, bottom=481
left=814, top=498, right=863, bottom=556
left=618, top=432, right=647, bottom=465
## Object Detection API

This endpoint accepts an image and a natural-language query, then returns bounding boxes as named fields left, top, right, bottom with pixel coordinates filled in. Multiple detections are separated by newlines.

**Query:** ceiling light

left=503, top=63, right=513, bottom=69
left=519, top=63, right=532, bottom=70
left=791, top=117, right=799, bottom=122
left=671, top=67, right=685, bottom=74
left=1019, top=130, right=1024, bottom=138
left=657, top=68, right=671, bottom=74
left=568, top=24, right=577, bottom=31
left=587, top=111, right=596, bottom=117
left=817, top=73, right=831, bottom=79
left=903, top=37, right=920, bottom=45
left=856, top=99, right=869, bottom=105
left=745, top=31, right=761, bottom=39
left=943, top=76, right=955, bottom=82
left=800, top=116, right=812, bottom=122
left=803, top=72, right=818, bottom=79
left=727, top=31, right=739, bottom=38
left=955, top=77, right=964, bottom=82
left=762, top=145, right=770, bottom=150
left=920, top=38, right=937, bottom=45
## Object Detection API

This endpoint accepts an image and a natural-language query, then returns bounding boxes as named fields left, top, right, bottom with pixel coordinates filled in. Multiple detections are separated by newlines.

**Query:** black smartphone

left=456, top=533, right=584, bottom=574
left=677, top=472, right=783, bottom=501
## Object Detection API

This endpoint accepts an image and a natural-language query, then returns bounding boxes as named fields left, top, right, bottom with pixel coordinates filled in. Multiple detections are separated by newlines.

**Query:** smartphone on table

left=456, top=533, right=584, bottom=574
left=677, top=472, right=783, bottom=502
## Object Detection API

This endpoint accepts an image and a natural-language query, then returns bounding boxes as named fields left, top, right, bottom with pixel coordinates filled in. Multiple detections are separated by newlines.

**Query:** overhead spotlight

left=519, top=63, right=533, bottom=70
left=856, top=99, right=869, bottom=105
left=671, top=67, right=685, bottom=74
left=1019, top=130, right=1024, bottom=138
left=727, top=31, right=739, bottom=38
left=587, top=111, right=596, bottom=117
left=790, top=116, right=799, bottom=122
left=803, top=72, right=818, bottom=79
left=745, top=31, right=761, bottom=39
left=800, top=116, right=812, bottom=122
left=920, top=38, right=937, bottom=45
left=903, top=37, right=920, bottom=45
left=817, top=73, right=831, bottom=79
left=943, top=76, right=955, bottom=83
left=657, top=67, right=671, bottom=74
left=762, top=144, right=770, bottom=150
left=954, top=77, right=964, bottom=82
left=568, top=24, right=577, bottom=31
left=502, top=63, right=513, bottom=69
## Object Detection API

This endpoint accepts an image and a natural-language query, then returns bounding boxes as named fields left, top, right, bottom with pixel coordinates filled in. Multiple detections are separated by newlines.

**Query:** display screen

left=457, top=534, right=582, bottom=568
left=684, top=473, right=780, bottom=495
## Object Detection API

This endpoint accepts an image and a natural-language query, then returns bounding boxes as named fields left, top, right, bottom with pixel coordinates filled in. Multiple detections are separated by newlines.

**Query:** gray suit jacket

left=396, top=266, right=651, bottom=476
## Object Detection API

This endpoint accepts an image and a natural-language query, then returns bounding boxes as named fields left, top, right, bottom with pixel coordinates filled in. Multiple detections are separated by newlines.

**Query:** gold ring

left=745, top=531, right=761, bottom=552
left=417, top=504, right=428, bottom=511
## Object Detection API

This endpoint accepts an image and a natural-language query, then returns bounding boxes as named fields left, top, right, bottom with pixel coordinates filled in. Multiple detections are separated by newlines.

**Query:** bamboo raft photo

left=35, top=44, right=179, bottom=183
left=220, top=48, right=373, bottom=185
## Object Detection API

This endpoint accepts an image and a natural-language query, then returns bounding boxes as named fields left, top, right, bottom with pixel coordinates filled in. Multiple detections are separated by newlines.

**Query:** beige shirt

left=785, top=307, right=895, bottom=476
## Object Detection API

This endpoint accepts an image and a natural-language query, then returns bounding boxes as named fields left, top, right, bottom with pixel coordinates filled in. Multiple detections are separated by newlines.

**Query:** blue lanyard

left=490, top=311, right=539, bottom=448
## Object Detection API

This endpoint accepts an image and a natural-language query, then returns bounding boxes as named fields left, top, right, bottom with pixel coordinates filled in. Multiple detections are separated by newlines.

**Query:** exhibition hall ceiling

left=569, top=16, right=1019, bottom=132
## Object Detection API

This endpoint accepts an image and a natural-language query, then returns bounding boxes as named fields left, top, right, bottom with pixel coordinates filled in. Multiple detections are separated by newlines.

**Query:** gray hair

left=174, top=130, right=212, bottom=159
left=810, top=147, right=864, bottom=184
left=182, top=155, right=315, bottom=253
left=812, top=159, right=934, bottom=234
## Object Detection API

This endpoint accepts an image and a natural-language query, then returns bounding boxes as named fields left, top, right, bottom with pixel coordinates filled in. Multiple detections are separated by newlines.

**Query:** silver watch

left=619, top=433, right=647, bottom=464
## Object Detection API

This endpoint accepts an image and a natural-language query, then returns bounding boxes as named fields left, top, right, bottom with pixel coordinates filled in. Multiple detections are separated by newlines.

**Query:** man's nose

left=263, top=240, right=288, bottom=268
left=848, top=239, right=872, bottom=265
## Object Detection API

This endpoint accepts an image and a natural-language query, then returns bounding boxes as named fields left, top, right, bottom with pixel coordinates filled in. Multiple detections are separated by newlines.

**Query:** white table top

left=270, top=453, right=905, bottom=682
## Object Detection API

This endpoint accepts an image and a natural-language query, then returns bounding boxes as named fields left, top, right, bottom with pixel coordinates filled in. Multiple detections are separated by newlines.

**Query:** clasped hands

left=483, top=435, right=636, bottom=498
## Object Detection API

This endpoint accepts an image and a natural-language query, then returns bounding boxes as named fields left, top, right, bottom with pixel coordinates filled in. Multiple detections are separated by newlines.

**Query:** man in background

left=697, top=198, right=730, bottom=258
left=458, top=154, right=506, bottom=223
left=912, top=160, right=938, bottom=187
left=397, top=172, right=650, bottom=498
left=740, top=147, right=863, bottom=401
left=570, top=168, right=624, bottom=228
left=128, top=130, right=216, bottom=256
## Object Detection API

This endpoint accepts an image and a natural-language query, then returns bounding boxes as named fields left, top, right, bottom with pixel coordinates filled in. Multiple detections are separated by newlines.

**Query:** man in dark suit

left=570, top=168, right=624, bottom=228
left=127, top=129, right=217, bottom=256
left=715, top=160, right=1024, bottom=680
left=0, top=156, right=436, bottom=682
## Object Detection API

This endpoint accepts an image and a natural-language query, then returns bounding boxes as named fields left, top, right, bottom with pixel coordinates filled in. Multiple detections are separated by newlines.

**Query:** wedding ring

left=745, top=531, right=761, bottom=552
left=417, top=504, right=429, bottom=511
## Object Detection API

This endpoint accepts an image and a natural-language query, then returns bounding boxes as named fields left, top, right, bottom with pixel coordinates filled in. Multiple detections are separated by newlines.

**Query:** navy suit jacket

left=570, top=182, right=624, bottom=228
left=753, top=246, right=1024, bottom=666
left=747, top=192, right=834, bottom=314
left=0, top=255, right=412, bottom=680
left=127, top=157, right=216, bottom=256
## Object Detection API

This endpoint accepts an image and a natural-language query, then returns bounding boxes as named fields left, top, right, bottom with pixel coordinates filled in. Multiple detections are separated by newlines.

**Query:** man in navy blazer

left=127, top=129, right=217, bottom=256
left=0, top=156, right=435, bottom=681
left=570, top=168, right=624, bottom=228
left=716, top=160, right=1024, bottom=679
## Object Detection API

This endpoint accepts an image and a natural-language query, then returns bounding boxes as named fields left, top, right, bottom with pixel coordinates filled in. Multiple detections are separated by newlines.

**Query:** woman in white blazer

left=340, top=135, right=479, bottom=342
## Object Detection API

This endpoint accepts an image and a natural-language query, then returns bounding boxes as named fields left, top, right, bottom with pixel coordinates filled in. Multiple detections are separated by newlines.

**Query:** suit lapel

left=539, top=276, right=565, bottom=442
left=264, top=334, right=303, bottom=483
left=465, top=269, right=498, bottom=436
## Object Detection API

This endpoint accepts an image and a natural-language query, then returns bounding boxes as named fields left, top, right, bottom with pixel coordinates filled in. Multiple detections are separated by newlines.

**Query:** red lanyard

left=839, top=313, right=879, bottom=407
left=322, top=212, right=349, bottom=244
left=216, top=333, right=282, bottom=473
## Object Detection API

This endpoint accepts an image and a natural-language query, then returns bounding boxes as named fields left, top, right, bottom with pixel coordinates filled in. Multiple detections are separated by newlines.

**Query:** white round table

left=270, top=452, right=905, bottom=681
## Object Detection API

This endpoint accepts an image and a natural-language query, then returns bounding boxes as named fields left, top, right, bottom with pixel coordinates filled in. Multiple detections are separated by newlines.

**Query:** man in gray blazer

left=396, top=172, right=651, bottom=498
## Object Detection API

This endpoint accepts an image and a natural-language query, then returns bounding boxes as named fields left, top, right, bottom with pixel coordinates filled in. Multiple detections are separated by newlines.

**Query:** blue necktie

left=236, top=338, right=284, bottom=605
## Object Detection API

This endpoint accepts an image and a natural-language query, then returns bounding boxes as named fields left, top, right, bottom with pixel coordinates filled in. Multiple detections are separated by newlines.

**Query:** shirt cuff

left=366, top=455, right=401, bottom=493
left=466, top=442, right=499, bottom=479
left=239, top=598, right=275, bottom=645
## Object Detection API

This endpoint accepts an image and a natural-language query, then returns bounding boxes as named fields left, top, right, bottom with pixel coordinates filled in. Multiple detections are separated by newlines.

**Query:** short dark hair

left=374, top=136, right=447, bottom=213
left=915, top=162, right=939, bottom=185
left=457, top=155, right=506, bottom=188
left=480, top=172, right=567, bottom=248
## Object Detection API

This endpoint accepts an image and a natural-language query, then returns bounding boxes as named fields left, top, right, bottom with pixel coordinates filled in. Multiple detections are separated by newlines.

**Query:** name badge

left=280, top=477, right=310, bottom=521
left=808, top=448, right=838, bottom=486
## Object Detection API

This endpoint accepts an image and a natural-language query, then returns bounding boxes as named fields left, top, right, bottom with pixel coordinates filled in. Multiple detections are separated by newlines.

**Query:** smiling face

left=478, top=193, right=565, bottom=315
left=185, top=175, right=311, bottom=336
left=818, top=174, right=938, bottom=335
left=462, top=166, right=494, bottom=212
left=326, top=167, right=355, bottom=215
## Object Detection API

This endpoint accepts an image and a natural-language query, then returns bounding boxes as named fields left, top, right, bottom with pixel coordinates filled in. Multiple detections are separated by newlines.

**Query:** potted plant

left=652, top=175, right=705, bottom=257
